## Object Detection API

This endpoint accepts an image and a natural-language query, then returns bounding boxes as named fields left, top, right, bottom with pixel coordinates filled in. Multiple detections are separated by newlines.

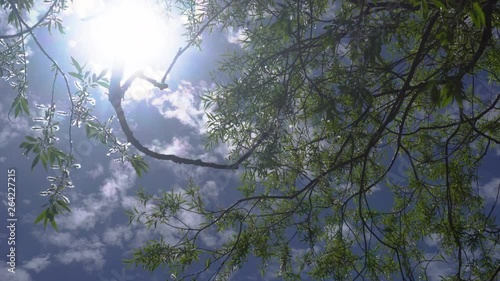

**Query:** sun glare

left=74, top=0, right=179, bottom=70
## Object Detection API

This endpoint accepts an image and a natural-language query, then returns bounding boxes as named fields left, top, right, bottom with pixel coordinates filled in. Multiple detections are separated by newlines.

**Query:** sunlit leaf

left=70, top=56, right=82, bottom=72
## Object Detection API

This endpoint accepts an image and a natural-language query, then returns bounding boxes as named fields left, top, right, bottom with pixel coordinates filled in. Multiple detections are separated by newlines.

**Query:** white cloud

left=201, top=180, right=221, bottom=200
left=41, top=231, right=74, bottom=247
left=0, top=125, right=21, bottom=147
left=148, top=137, right=193, bottom=157
left=0, top=264, right=32, bottom=281
left=23, top=254, right=51, bottom=273
left=178, top=206, right=204, bottom=229
left=0, top=8, right=17, bottom=35
left=102, top=225, right=133, bottom=247
left=0, top=102, right=29, bottom=148
left=56, top=236, right=106, bottom=271
left=87, top=163, right=104, bottom=179
left=226, top=27, right=246, bottom=47
left=151, top=81, right=207, bottom=131
left=61, top=207, right=97, bottom=230
left=58, top=194, right=112, bottom=231
left=478, top=178, right=500, bottom=203
left=423, top=233, right=442, bottom=248
left=125, top=77, right=156, bottom=103
left=57, top=161, right=137, bottom=230
left=101, top=161, right=137, bottom=198
left=120, top=194, right=140, bottom=211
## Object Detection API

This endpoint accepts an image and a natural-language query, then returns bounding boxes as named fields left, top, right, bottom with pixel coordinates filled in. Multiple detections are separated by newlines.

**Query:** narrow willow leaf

left=34, top=209, right=47, bottom=224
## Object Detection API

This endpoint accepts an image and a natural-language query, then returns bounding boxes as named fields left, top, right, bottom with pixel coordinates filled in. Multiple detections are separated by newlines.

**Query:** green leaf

left=40, top=152, right=48, bottom=170
left=430, top=0, right=445, bottom=9
left=51, top=204, right=59, bottom=216
left=68, top=72, right=82, bottom=79
left=131, top=155, right=149, bottom=178
left=47, top=149, right=54, bottom=165
left=56, top=21, right=65, bottom=34
left=21, top=98, right=30, bottom=115
left=15, top=104, right=22, bottom=117
left=439, top=83, right=453, bottom=107
left=43, top=209, right=51, bottom=229
left=70, top=56, right=82, bottom=72
left=85, top=124, right=98, bottom=138
left=455, top=90, right=464, bottom=109
left=421, top=0, right=429, bottom=18
left=97, top=81, right=110, bottom=88
left=96, top=69, right=107, bottom=81
left=34, top=209, right=47, bottom=224
left=472, top=2, right=486, bottom=28
left=50, top=218, right=59, bottom=232
left=56, top=200, right=72, bottom=213
left=31, top=154, right=40, bottom=170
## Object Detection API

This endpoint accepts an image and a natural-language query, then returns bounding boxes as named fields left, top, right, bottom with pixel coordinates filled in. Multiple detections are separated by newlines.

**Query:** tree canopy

left=2, top=0, right=500, bottom=280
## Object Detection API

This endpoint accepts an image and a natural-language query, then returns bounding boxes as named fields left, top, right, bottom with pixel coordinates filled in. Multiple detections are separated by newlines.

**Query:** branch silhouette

left=108, top=65, right=270, bottom=169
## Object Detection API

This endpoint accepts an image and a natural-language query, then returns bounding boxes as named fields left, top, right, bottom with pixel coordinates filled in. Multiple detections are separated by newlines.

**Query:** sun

left=72, top=0, right=180, bottom=71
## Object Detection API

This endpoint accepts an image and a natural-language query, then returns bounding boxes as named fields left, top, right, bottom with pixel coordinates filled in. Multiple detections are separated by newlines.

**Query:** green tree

left=2, top=0, right=500, bottom=280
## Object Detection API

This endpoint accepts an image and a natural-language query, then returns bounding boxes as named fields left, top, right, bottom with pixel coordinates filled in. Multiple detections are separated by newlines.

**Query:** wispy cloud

left=0, top=264, right=33, bottom=281
left=100, top=161, right=137, bottom=199
left=478, top=178, right=500, bottom=203
left=151, top=81, right=207, bottom=132
left=201, top=180, right=220, bottom=200
left=40, top=231, right=74, bottom=247
left=23, top=254, right=51, bottom=273
left=102, top=225, right=133, bottom=247
left=226, top=27, right=246, bottom=47
left=148, top=137, right=193, bottom=157
left=87, top=163, right=104, bottom=179
left=0, top=8, right=17, bottom=35
left=58, top=161, right=137, bottom=230
left=0, top=102, right=29, bottom=148
left=423, top=233, right=442, bottom=248
left=56, top=235, right=106, bottom=271
left=60, top=206, right=98, bottom=230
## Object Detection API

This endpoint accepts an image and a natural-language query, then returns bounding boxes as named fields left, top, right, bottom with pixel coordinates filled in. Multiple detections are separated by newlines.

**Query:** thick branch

left=460, top=0, right=498, bottom=76
left=109, top=66, right=270, bottom=169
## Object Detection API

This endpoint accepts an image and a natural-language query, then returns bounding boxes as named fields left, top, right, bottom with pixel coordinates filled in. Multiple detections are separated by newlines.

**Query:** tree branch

left=109, top=64, right=271, bottom=169
left=0, top=1, right=57, bottom=39
left=160, top=0, right=236, bottom=84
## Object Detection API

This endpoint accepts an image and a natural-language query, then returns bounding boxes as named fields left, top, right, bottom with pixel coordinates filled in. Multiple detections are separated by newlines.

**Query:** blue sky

left=0, top=1, right=499, bottom=281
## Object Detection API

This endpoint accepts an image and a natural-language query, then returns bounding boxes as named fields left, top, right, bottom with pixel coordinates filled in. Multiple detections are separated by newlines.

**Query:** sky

left=0, top=1, right=499, bottom=281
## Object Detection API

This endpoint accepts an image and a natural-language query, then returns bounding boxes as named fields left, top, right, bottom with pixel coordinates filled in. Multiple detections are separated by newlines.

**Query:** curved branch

left=0, top=1, right=57, bottom=39
left=109, top=65, right=270, bottom=169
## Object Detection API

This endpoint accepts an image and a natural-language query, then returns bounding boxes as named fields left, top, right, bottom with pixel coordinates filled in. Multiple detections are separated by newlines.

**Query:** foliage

left=2, top=0, right=500, bottom=280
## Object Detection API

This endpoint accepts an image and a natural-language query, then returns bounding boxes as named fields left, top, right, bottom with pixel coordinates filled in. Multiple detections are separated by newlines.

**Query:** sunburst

left=72, top=0, right=179, bottom=71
